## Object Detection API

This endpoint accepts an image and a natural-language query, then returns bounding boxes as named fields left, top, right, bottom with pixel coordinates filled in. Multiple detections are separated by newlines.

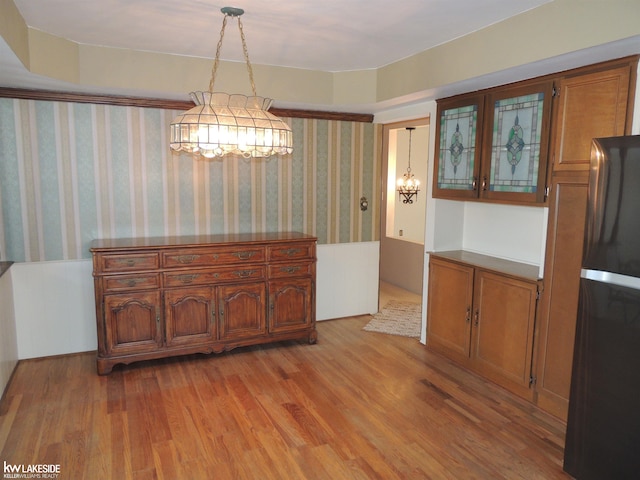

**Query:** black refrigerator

left=563, top=135, right=640, bottom=479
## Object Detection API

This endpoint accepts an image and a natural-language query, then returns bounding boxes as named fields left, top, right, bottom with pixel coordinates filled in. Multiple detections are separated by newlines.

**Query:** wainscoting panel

left=0, top=267, right=17, bottom=395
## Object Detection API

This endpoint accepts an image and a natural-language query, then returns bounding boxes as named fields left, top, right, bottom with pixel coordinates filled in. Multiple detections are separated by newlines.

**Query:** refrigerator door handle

left=581, top=268, right=640, bottom=291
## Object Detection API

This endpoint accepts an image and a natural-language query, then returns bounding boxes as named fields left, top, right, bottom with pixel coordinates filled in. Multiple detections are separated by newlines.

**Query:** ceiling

left=0, top=1, right=553, bottom=104
left=9, top=0, right=555, bottom=72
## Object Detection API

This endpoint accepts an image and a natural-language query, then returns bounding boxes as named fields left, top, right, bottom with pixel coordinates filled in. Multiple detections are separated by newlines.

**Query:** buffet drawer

left=162, top=247, right=265, bottom=268
left=103, top=273, right=161, bottom=292
left=163, top=266, right=266, bottom=287
left=268, top=262, right=314, bottom=278
left=267, top=242, right=315, bottom=262
left=98, top=253, right=159, bottom=272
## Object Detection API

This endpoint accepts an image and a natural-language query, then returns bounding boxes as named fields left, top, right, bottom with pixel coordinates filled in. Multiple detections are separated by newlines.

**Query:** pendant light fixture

left=397, top=127, right=420, bottom=204
left=170, top=7, right=293, bottom=159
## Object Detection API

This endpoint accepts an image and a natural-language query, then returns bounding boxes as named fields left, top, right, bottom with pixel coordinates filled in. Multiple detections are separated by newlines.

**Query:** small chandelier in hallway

left=397, top=127, right=420, bottom=204
left=169, top=7, right=293, bottom=159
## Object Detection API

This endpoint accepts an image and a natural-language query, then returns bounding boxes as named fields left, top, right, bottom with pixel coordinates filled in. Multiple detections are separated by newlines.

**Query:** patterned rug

left=363, top=300, right=421, bottom=338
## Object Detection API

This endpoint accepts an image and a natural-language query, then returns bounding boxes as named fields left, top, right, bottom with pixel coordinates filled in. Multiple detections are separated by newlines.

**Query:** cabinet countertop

left=429, top=250, right=541, bottom=282
left=90, top=232, right=317, bottom=251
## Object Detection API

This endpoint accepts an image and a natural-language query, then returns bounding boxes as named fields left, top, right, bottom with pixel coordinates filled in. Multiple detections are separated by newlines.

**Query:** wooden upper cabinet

left=433, top=79, right=553, bottom=204
left=433, top=56, right=638, bottom=204
left=481, top=80, right=554, bottom=204
left=550, top=61, right=635, bottom=172
left=433, top=93, right=484, bottom=199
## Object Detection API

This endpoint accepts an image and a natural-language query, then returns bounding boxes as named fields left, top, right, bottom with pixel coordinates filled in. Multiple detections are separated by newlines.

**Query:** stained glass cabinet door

left=481, top=81, right=553, bottom=203
left=433, top=94, right=484, bottom=199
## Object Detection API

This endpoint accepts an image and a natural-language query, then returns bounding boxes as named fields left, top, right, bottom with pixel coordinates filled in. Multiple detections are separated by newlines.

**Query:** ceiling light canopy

left=169, top=7, right=293, bottom=159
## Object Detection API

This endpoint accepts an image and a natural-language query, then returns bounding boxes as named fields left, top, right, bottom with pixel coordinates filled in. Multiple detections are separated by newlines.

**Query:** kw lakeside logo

left=3, top=461, right=60, bottom=479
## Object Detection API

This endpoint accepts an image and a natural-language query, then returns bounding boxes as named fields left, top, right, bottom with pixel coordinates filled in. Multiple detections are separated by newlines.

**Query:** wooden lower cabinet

left=471, top=270, right=538, bottom=400
left=425, top=259, right=474, bottom=364
left=269, top=278, right=315, bottom=335
left=218, top=282, right=267, bottom=341
left=427, top=251, right=541, bottom=401
left=91, top=232, right=316, bottom=374
left=164, top=287, right=216, bottom=347
left=103, top=291, right=162, bottom=355
left=533, top=173, right=589, bottom=420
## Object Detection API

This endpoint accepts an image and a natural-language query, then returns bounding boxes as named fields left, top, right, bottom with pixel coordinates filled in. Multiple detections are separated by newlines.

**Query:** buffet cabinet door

left=103, top=291, right=162, bottom=355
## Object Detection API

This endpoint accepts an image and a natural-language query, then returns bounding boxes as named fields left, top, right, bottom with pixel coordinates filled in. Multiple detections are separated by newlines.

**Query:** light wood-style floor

left=0, top=284, right=570, bottom=479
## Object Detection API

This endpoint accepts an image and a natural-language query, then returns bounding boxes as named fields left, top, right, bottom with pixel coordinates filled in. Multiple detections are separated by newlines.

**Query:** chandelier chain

left=208, top=15, right=227, bottom=93
left=407, top=128, right=413, bottom=173
left=237, top=16, right=258, bottom=96
left=208, top=13, right=257, bottom=96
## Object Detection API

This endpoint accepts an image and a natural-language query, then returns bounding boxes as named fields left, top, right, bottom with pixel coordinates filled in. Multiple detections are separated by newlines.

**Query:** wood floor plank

left=0, top=315, right=571, bottom=479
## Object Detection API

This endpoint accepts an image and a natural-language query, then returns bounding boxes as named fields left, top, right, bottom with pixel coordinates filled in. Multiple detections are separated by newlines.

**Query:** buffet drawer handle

left=175, top=274, right=200, bottom=284
left=234, top=251, right=257, bottom=260
left=117, top=278, right=146, bottom=287
left=280, top=248, right=302, bottom=257
left=280, top=266, right=301, bottom=274
left=234, top=269, right=257, bottom=278
left=174, top=254, right=200, bottom=264
left=116, top=258, right=142, bottom=267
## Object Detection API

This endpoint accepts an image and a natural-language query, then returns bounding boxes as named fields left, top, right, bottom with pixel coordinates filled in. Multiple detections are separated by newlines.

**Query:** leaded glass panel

left=488, top=93, right=545, bottom=193
left=437, top=104, right=478, bottom=190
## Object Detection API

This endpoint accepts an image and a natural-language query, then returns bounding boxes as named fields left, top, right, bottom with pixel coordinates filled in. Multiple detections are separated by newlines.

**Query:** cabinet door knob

left=471, top=177, right=477, bottom=191
left=465, top=306, right=471, bottom=323
left=474, top=309, right=480, bottom=326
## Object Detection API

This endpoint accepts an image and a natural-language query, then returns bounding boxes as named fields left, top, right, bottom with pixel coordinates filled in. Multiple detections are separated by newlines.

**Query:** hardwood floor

left=0, top=305, right=569, bottom=479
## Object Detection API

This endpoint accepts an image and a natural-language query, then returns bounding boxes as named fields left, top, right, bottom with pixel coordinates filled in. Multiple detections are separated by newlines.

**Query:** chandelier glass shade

left=170, top=92, right=293, bottom=158
left=397, top=127, right=420, bottom=204
left=169, top=7, right=293, bottom=159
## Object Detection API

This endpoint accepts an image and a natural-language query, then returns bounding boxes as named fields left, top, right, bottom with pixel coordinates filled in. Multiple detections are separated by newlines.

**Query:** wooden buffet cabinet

left=427, top=251, right=541, bottom=401
left=91, top=232, right=317, bottom=374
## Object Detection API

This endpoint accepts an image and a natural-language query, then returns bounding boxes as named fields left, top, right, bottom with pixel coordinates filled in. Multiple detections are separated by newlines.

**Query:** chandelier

left=397, top=127, right=420, bottom=204
left=169, top=7, right=293, bottom=159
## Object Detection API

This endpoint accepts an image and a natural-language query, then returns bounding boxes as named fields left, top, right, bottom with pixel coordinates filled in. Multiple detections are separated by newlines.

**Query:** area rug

left=363, top=300, right=421, bottom=338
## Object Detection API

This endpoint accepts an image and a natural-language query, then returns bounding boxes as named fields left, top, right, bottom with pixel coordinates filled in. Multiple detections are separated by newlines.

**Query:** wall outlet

left=399, top=229, right=403, bottom=236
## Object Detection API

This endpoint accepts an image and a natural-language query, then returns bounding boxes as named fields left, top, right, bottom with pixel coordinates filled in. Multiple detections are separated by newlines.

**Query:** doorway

left=379, top=118, right=429, bottom=307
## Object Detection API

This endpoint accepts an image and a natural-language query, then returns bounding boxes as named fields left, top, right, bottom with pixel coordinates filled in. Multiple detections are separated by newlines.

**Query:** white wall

left=12, top=260, right=97, bottom=359
left=316, top=242, right=380, bottom=320
left=462, top=203, right=548, bottom=272
left=0, top=267, right=18, bottom=396
left=10, top=243, right=380, bottom=359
